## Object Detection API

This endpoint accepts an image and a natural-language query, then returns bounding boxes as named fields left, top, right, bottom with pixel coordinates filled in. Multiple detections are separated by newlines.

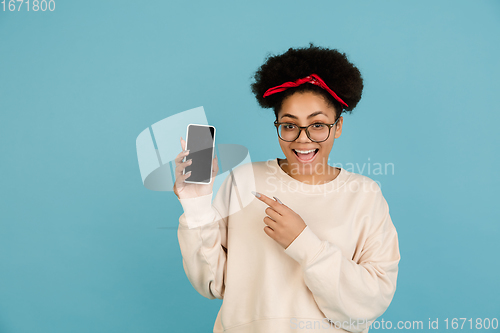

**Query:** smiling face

left=276, top=91, right=343, bottom=183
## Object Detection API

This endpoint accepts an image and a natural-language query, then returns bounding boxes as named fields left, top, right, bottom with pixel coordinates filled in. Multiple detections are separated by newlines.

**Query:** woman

left=174, top=43, right=400, bottom=333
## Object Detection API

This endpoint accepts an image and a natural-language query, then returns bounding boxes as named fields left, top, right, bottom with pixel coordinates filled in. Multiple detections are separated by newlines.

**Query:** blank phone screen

left=184, top=125, right=215, bottom=183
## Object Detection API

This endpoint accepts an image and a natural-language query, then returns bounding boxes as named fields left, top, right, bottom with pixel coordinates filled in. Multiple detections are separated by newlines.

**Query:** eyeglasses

left=273, top=117, right=340, bottom=143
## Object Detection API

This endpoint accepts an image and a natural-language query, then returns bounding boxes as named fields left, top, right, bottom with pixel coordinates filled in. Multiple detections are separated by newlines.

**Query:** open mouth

left=293, top=148, right=319, bottom=162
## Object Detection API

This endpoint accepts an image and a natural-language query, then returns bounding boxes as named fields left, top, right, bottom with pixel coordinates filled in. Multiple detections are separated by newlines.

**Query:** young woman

left=174, top=43, right=400, bottom=333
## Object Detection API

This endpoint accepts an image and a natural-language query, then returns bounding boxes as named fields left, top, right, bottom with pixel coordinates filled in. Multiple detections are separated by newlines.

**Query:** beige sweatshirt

left=177, top=158, right=400, bottom=333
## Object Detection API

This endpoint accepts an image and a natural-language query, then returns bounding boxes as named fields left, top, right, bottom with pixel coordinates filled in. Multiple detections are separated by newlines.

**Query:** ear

left=334, top=116, right=343, bottom=139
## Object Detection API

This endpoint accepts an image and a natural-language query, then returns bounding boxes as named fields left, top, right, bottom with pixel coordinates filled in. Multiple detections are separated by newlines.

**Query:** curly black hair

left=250, top=42, right=363, bottom=120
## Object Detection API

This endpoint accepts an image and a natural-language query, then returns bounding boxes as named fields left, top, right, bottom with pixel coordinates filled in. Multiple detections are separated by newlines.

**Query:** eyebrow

left=280, top=111, right=328, bottom=120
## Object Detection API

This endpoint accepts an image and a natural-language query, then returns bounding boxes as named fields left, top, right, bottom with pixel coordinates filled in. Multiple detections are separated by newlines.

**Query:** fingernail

left=186, top=171, right=191, bottom=175
left=251, top=191, right=261, bottom=198
left=273, top=196, right=283, bottom=204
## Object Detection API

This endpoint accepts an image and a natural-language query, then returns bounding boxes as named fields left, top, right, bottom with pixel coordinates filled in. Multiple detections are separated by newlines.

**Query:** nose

left=296, top=128, right=312, bottom=142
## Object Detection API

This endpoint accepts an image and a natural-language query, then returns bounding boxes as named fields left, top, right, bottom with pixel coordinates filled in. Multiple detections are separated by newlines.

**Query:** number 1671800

left=2, top=0, right=55, bottom=11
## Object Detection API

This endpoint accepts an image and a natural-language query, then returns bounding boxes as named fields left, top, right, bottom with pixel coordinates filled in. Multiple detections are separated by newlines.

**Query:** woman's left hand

left=252, top=192, right=307, bottom=249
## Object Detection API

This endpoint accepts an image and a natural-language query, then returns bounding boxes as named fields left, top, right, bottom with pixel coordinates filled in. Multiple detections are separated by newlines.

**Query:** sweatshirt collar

left=269, top=158, right=351, bottom=195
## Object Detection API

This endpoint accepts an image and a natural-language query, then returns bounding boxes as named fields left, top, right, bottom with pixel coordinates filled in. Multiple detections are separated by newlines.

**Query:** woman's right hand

left=173, top=136, right=219, bottom=200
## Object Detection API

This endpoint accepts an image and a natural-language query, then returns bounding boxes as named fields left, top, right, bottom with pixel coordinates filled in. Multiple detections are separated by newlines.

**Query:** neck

left=278, top=158, right=339, bottom=185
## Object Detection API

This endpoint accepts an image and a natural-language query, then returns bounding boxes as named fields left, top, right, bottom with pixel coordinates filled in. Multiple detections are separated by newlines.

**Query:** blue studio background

left=1, top=1, right=499, bottom=332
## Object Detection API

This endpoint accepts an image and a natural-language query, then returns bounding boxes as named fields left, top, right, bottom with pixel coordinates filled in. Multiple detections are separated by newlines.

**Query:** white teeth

left=294, top=149, right=316, bottom=154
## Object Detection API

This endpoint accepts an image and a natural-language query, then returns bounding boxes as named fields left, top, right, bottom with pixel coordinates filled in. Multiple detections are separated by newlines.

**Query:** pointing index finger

left=251, top=191, right=285, bottom=213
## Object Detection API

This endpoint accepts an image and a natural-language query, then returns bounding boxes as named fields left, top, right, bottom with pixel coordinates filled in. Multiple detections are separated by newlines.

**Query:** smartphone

left=183, top=124, right=216, bottom=184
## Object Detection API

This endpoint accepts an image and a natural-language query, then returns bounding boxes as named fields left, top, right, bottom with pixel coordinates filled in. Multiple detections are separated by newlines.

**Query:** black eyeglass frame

left=273, top=116, right=341, bottom=143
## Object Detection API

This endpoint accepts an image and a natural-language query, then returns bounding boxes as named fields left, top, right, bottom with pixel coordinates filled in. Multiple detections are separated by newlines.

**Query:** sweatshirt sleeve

left=176, top=174, right=234, bottom=300
left=284, top=192, right=400, bottom=333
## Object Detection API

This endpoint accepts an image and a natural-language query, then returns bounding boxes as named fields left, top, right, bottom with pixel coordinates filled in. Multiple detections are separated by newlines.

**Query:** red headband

left=262, top=73, right=348, bottom=108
